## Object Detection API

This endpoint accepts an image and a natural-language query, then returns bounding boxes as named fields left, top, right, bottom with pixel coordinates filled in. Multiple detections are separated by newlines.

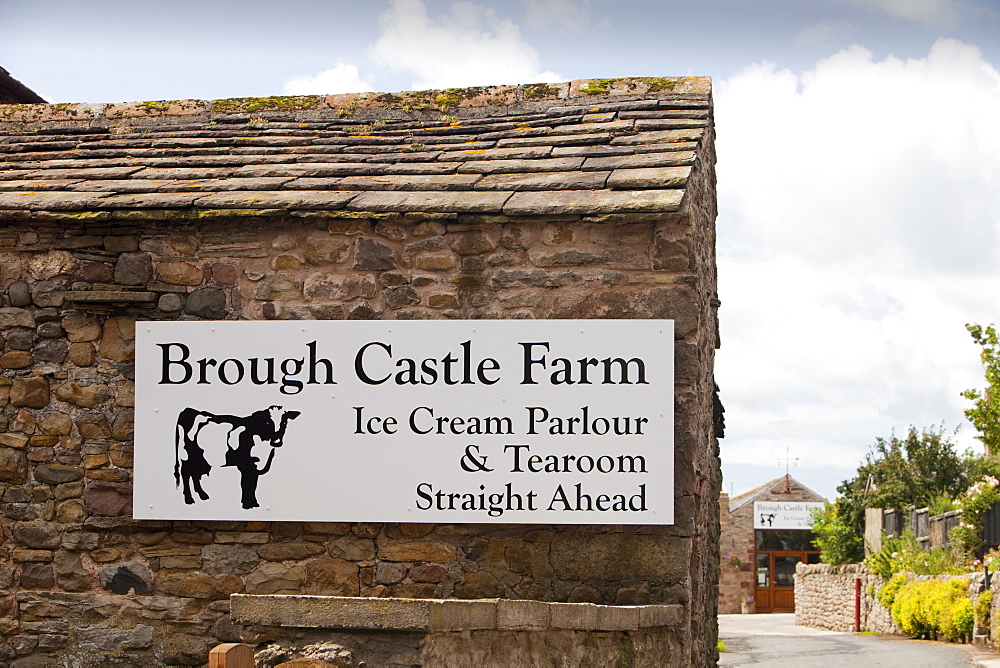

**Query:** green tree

left=810, top=500, right=864, bottom=564
left=859, top=427, right=968, bottom=510
left=962, top=323, right=1000, bottom=456
left=814, top=426, right=969, bottom=564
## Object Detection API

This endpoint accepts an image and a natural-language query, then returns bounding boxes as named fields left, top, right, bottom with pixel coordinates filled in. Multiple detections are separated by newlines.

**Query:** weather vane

left=777, top=445, right=799, bottom=494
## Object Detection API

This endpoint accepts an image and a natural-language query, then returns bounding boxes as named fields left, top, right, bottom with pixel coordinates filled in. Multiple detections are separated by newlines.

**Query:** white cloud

left=371, top=0, right=561, bottom=90
left=715, top=39, right=1000, bottom=498
left=851, top=0, right=963, bottom=27
left=283, top=62, right=374, bottom=95
left=522, top=0, right=592, bottom=32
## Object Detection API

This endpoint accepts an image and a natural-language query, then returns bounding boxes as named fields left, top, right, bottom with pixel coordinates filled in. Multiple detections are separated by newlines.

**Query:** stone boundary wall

left=794, top=563, right=896, bottom=633
left=232, top=595, right=686, bottom=667
left=796, top=564, right=993, bottom=637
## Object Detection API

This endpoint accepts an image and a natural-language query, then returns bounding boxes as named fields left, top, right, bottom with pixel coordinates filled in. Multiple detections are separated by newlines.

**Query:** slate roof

left=728, top=475, right=826, bottom=512
left=0, top=67, right=45, bottom=105
left=0, top=77, right=712, bottom=222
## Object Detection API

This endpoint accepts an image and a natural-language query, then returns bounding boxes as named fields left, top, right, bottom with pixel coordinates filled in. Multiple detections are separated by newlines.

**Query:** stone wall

left=717, top=493, right=752, bottom=614
left=231, top=595, right=685, bottom=667
left=0, top=162, right=721, bottom=666
left=794, top=563, right=896, bottom=634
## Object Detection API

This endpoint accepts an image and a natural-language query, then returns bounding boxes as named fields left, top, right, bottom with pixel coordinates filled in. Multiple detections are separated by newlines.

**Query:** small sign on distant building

left=134, top=320, right=674, bottom=524
left=753, top=501, right=825, bottom=530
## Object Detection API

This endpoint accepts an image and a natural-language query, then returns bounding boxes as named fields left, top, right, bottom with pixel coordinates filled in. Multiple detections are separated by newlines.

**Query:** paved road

left=718, top=613, right=1000, bottom=667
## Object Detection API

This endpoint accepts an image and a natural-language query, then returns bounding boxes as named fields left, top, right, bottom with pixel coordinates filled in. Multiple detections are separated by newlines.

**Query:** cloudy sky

left=3, top=0, right=1000, bottom=500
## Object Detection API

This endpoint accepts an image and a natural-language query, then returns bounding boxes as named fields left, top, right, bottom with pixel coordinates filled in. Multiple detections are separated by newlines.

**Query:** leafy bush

left=890, top=576, right=973, bottom=642
left=975, top=589, right=993, bottom=629
left=878, top=572, right=909, bottom=609
left=951, top=475, right=1000, bottom=557
left=892, top=579, right=936, bottom=637
left=948, top=597, right=975, bottom=642
left=809, top=500, right=863, bottom=564
left=928, top=493, right=957, bottom=516
left=865, top=530, right=965, bottom=578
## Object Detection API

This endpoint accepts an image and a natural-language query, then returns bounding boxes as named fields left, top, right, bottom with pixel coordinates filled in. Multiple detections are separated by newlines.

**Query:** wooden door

left=754, top=551, right=804, bottom=613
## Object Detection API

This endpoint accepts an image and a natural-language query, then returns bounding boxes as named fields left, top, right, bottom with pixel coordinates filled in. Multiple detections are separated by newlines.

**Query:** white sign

left=753, top=501, right=825, bottom=530
left=134, top=320, right=674, bottom=524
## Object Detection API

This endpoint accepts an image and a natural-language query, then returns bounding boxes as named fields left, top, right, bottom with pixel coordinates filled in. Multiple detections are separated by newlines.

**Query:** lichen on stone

left=137, top=101, right=172, bottom=114
left=579, top=79, right=618, bottom=95
left=212, top=96, right=323, bottom=114
left=523, top=83, right=560, bottom=100
left=433, top=87, right=484, bottom=111
left=632, top=77, right=679, bottom=92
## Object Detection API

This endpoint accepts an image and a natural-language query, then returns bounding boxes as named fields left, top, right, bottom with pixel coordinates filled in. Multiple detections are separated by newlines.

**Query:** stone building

left=0, top=78, right=721, bottom=666
left=719, top=475, right=824, bottom=614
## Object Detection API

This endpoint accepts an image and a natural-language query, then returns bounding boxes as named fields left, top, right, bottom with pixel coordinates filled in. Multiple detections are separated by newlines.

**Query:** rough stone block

left=550, top=602, right=599, bottom=630
left=99, top=317, right=135, bottom=362
left=231, top=595, right=432, bottom=631
left=55, top=382, right=109, bottom=408
left=428, top=599, right=497, bottom=632
left=353, top=238, right=397, bottom=271
left=75, top=624, right=154, bottom=651
left=158, top=572, right=243, bottom=600
left=0, top=447, right=28, bottom=483
left=305, top=557, right=359, bottom=596
left=10, top=377, right=49, bottom=408
left=496, top=599, right=550, bottom=630
left=82, top=482, right=131, bottom=517
left=114, top=252, right=153, bottom=285
left=156, top=261, right=204, bottom=286
left=62, top=314, right=102, bottom=342
left=19, top=563, right=54, bottom=588
left=638, top=604, right=684, bottom=628
left=183, top=287, right=226, bottom=318
left=13, top=522, right=61, bottom=549
left=594, top=604, right=640, bottom=631
left=379, top=541, right=456, bottom=563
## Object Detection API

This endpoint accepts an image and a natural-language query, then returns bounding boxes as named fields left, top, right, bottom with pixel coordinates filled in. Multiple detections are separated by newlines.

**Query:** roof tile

left=0, top=166, right=144, bottom=181
left=438, top=146, right=552, bottom=162
left=582, top=152, right=696, bottom=171
left=476, top=171, right=608, bottom=191
left=333, top=174, right=481, bottom=191
left=0, top=191, right=113, bottom=210
left=496, top=133, right=613, bottom=148
left=97, top=193, right=202, bottom=208
left=610, top=129, right=703, bottom=145
left=194, top=191, right=356, bottom=210
left=457, top=157, right=585, bottom=174
left=347, top=190, right=512, bottom=213
left=607, top=166, right=691, bottom=190
left=234, top=163, right=383, bottom=178
left=503, top=189, right=684, bottom=216
left=0, top=179, right=82, bottom=191
left=133, top=167, right=238, bottom=180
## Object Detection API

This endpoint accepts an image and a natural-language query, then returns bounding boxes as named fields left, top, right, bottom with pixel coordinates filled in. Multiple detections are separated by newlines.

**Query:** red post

left=854, top=577, right=862, bottom=632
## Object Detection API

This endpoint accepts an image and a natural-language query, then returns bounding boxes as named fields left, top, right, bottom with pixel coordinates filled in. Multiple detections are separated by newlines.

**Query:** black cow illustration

left=174, top=406, right=300, bottom=509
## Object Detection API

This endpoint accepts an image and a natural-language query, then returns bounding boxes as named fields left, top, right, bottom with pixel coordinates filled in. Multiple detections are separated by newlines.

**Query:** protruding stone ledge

left=65, top=290, right=158, bottom=303
left=231, top=595, right=684, bottom=633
